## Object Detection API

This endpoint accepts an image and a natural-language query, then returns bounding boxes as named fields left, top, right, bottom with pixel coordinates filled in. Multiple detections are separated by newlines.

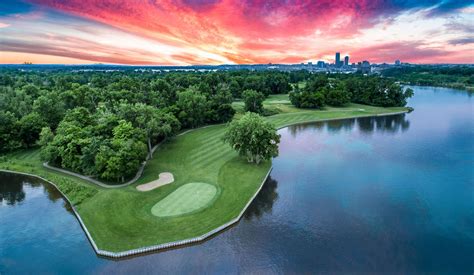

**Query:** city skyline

left=1, top=0, right=474, bottom=65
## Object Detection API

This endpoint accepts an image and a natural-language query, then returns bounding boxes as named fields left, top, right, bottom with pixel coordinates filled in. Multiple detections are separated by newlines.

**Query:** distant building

left=317, top=61, right=325, bottom=68
left=358, top=60, right=371, bottom=74
left=308, top=62, right=313, bottom=65
left=344, top=56, right=349, bottom=66
left=335, top=52, right=341, bottom=67
left=395, top=59, right=401, bottom=66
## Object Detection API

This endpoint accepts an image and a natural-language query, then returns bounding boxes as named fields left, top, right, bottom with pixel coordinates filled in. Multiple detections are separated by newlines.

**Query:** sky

left=0, top=0, right=473, bottom=65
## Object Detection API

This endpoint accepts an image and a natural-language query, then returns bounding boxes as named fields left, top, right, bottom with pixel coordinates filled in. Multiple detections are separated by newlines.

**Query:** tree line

left=289, top=74, right=414, bottom=109
left=381, top=65, right=474, bottom=92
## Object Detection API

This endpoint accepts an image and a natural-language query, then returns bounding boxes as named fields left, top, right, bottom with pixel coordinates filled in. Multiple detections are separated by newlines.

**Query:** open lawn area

left=0, top=95, right=408, bottom=253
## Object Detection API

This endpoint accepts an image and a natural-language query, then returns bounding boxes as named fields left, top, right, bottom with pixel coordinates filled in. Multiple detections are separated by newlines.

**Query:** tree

left=38, top=127, right=57, bottom=162
left=206, top=83, right=235, bottom=123
left=116, top=103, right=180, bottom=158
left=325, top=87, right=351, bottom=106
left=242, top=89, right=265, bottom=114
left=38, top=127, right=54, bottom=147
left=0, top=111, right=21, bottom=152
left=243, top=75, right=271, bottom=95
left=0, top=86, right=32, bottom=118
left=305, top=75, right=329, bottom=93
left=33, top=93, right=65, bottom=128
left=266, top=73, right=291, bottom=94
left=22, top=84, right=40, bottom=98
left=176, top=86, right=208, bottom=128
left=289, top=90, right=325, bottom=109
left=223, top=112, right=280, bottom=164
left=150, top=79, right=176, bottom=107
left=18, top=112, right=47, bottom=147
left=228, top=79, right=241, bottom=98
left=95, top=120, right=147, bottom=182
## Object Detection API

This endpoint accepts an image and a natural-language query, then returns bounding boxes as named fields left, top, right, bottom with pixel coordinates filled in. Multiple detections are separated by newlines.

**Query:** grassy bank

left=0, top=94, right=408, bottom=252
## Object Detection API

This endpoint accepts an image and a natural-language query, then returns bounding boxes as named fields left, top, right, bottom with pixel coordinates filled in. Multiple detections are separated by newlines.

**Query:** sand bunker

left=136, top=172, right=174, bottom=191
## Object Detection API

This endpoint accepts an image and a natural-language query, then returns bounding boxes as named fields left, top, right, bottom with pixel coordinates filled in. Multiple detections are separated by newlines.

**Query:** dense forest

left=0, top=68, right=410, bottom=182
left=381, top=65, right=474, bottom=91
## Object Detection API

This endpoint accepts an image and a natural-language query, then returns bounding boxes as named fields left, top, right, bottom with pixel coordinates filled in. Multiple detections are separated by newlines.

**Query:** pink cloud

left=1, top=0, right=471, bottom=64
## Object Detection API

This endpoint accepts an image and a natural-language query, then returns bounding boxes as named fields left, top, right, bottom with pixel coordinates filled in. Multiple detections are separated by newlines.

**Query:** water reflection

left=0, top=173, right=43, bottom=205
left=0, top=172, right=71, bottom=212
left=42, top=181, right=63, bottom=203
left=244, top=176, right=279, bottom=220
left=0, top=178, right=26, bottom=205
left=326, top=118, right=356, bottom=132
left=358, top=114, right=410, bottom=134
left=288, top=114, right=410, bottom=136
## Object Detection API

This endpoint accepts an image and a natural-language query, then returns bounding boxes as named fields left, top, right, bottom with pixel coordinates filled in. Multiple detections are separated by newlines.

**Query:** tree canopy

left=242, top=89, right=265, bottom=114
left=290, top=74, right=413, bottom=109
left=223, top=112, right=280, bottom=164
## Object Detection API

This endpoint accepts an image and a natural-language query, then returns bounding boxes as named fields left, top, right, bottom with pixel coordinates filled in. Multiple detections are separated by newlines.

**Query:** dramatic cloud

left=1, top=0, right=473, bottom=64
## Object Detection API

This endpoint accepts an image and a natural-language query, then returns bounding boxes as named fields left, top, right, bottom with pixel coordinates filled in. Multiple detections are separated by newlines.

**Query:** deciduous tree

left=223, top=112, right=280, bottom=164
left=242, top=89, right=265, bottom=114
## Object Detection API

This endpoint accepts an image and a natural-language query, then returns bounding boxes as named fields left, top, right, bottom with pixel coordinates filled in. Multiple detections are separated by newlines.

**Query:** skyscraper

left=357, top=60, right=371, bottom=74
left=344, top=56, right=349, bottom=66
left=335, top=52, right=340, bottom=67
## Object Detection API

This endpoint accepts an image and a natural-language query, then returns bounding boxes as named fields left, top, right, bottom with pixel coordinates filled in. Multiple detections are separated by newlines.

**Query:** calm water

left=1, top=86, right=473, bottom=274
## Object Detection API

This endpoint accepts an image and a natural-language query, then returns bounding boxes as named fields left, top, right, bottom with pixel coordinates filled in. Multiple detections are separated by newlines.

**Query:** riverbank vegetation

left=381, top=65, right=474, bottom=92
left=289, top=75, right=414, bottom=109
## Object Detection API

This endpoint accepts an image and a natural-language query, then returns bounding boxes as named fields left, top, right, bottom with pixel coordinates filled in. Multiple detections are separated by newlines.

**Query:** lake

left=1, top=86, right=473, bottom=274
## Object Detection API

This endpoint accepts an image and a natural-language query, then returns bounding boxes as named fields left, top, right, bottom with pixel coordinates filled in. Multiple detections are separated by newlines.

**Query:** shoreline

left=0, top=109, right=409, bottom=258
left=41, top=110, right=410, bottom=187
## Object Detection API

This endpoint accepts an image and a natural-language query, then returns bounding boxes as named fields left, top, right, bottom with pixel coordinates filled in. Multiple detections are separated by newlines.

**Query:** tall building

left=395, top=59, right=401, bottom=65
left=344, top=56, right=349, bottom=66
left=335, top=52, right=341, bottom=67
left=317, top=61, right=325, bottom=68
left=357, top=60, right=371, bottom=74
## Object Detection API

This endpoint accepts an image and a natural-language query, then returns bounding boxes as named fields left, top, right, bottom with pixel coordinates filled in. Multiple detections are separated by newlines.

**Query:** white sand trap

left=136, top=172, right=174, bottom=191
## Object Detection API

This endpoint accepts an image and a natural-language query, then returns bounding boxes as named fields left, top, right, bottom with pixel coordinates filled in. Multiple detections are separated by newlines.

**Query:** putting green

left=151, top=182, right=218, bottom=217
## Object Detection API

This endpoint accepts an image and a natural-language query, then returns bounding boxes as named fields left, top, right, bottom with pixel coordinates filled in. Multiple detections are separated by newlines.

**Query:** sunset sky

left=1, top=0, right=473, bottom=65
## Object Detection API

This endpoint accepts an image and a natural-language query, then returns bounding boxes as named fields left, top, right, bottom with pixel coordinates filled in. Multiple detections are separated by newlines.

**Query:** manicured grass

left=0, top=97, right=408, bottom=252
left=151, top=182, right=218, bottom=217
